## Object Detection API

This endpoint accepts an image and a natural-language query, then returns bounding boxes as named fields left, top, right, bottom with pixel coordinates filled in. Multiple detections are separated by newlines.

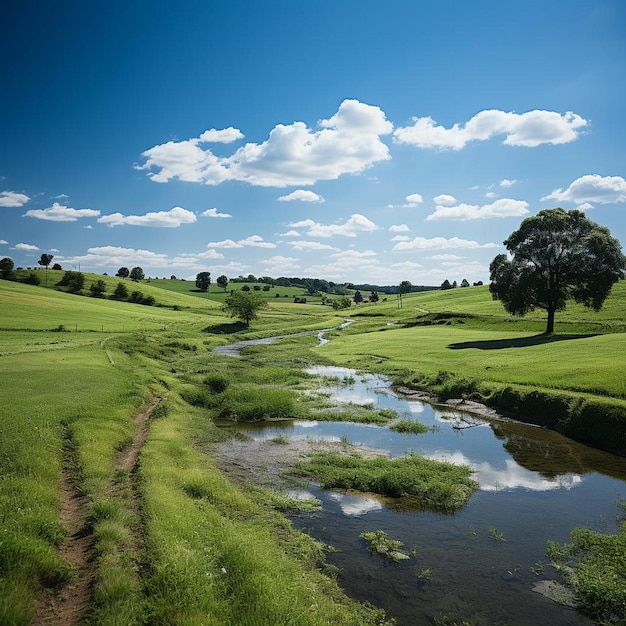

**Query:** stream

left=214, top=335, right=626, bottom=625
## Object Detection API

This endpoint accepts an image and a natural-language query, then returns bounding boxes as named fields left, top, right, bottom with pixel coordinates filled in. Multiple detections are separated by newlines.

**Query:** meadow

left=1, top=274, right=625, bottom=624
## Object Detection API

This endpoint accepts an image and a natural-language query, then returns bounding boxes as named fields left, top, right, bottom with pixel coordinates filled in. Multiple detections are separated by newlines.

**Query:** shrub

left=20, top=271, right=41, bottom=286
left=57, top=270, right=84, bottom=293
left=203, top=374, right=229, bottom=394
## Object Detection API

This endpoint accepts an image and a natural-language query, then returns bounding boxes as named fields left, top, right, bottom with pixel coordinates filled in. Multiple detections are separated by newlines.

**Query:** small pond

left=228, top=365, right=626, bottom=625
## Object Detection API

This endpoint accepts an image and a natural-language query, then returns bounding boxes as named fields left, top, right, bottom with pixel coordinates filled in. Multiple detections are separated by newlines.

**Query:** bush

left=57, top=270, right=84, bottom=293
left=20, top=271, right=41, bottom=286
left=203, top=375, right=229, bottom=394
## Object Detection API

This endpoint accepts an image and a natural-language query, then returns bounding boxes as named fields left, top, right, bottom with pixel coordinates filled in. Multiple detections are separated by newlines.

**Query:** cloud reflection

left=328, top=491, right=384, bottom=515
left=426, top=450, right=583, bottom=492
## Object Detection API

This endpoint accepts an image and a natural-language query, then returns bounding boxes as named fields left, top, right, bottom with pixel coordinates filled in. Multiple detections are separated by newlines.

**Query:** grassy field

left=1, top=275, right=625, bottom=624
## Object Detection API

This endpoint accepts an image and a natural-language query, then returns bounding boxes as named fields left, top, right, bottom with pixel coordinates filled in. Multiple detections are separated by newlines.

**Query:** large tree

left=0, top=257, right=15, bottom=280
left=130, top=266, right=145, bottom=281
left=216, top=274, right=229, bottom=292
left=195, top=271, right=211, bottom=292
left=224, top=290, right=267, bottom=326
left=489, top=208, right=626, bottom=334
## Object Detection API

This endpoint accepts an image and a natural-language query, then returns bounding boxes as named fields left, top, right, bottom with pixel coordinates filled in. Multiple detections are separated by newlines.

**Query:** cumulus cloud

left=207, top=235, right=275, bottom=249
left=137, top=99, right=392, bottom=187
left=202, top=208, right=232, bottom=218
left=286, top=240, right=340, bottom=251
left=278, top=229, right=300, bottom=237
left=23, top=202, right=100, bottom=222
left=541, top=174, right=626, bottom=205
left=392, top=236, right=499, bottom=251
left=500, top=179, right=517, bottom=188
left=389, top=224, right=409, bottom=232
left=15, top=242, right=40, bottom=251
left=391, top=235, right=410, bottom=242
left=278, top=190, right=325, bottom=203
left=433, top=194, right=456, bottom=206
left=430, top=254, right=463, bottom=260
left=0, top=239, right=7, bottom=244
left=403, top=193, right=423, bottom=206
left=426, top=198, right=529, bottom=221
left=261, top=256, right=301, bottom=273
left=0, top=190, right=30, bottom=207
left=98, top=207, right=196, bottom=228
left=289, top=213, right=377, bottom=237
left=394, top=109, right=587, bottom=149
left=198, top=127, right=244, bottom=143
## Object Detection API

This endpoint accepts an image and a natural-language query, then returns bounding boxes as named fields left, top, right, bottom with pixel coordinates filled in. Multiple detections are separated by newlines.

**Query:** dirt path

left=32, top=397, right=161, bottom=626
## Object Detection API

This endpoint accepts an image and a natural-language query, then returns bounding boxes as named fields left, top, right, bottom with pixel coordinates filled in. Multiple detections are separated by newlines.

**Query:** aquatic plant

left=360, top=530, right=410, bottom=562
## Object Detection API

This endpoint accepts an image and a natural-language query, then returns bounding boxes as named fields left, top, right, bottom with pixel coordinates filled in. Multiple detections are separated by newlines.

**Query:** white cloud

left=198, top=127, right=244, bottom=143
left=426, top=198, right=529, bottom=221
left=138, top=99, right=393, bottom=187
left=393, top=236, right=499, bottom=251
left=84, top=225, right=93, bottom=230
left=541, top=174, right=626, bottom=205
left=238, top=235, right=276, bottom=248
left=430, top=254, right=463, bottom=260
left=15, top=243, right=40, bottom=251
left=207, top=235, right=275, bottom=249
left=329, top=249, right=377, bottom=262
left=278, top=190, right=325, bottom=203
left=0, top=190, right=30, bottom=207
left=0, top=239, right=8, bottom=244
left=207, top=239, right=243, bottom=249
left=286, top=240, right=340, bottom=251
left=404, top=193, right=423, bottom=206
left=485, top=192, right=497, bottom=199
left=500, top=178, right=517, bottom=188
left=394, top=109, right=587, bottom=149
left=98, top=206, right=197, bottom=228
left=289, top=213, right=377, bottom=237
left=278, top=229, right=300, bottom=237
left=197, top=249, right=225, bottom=259
left=261, top=256, right=301, bottom=273
left=577, top=202, right=594, bottom=211
left=23, top=202, right=100, bottom=222
left=202, top=208, right=232, bottom=218
left=389, top=224, right=409, bottom=232
left=433, top=194, right=456, bottom=206
left=391, top=235, right=410, bottom=242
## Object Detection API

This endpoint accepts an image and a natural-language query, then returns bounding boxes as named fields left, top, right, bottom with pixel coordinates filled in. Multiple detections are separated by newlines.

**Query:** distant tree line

left=440, top=279, right=483, bottom=290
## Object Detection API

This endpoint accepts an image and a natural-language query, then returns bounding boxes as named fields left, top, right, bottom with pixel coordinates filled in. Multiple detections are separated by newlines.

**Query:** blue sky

left=1, top=0, right=625, bottom=285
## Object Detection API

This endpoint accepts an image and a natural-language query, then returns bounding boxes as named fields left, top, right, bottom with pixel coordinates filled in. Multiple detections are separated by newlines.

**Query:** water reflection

left=227, top=363, right=625, bottom=625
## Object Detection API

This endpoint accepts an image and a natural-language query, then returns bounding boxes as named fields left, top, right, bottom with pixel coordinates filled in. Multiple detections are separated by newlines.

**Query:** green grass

left=289, top=451, right=478, bottom=513
left=547, top=522, right=626, bottom=625
left=2, top=273, right=626, bottom=624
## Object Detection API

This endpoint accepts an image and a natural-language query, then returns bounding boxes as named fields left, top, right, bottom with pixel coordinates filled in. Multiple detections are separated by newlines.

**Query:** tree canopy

left=224, top=291, right=268, bottom=326
left=130, top=266, right=144, bottom=281
left=489, top=208, right=626, bottom=334
left=117, top=267, right=130, bottom=278
left=216, top=274, right=229, bottom=292
left=195, top=271, right=211, bottom=292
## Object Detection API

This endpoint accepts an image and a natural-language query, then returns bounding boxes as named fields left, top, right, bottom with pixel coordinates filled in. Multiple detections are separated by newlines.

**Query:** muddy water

left=231, top=366, right=626, bottom=625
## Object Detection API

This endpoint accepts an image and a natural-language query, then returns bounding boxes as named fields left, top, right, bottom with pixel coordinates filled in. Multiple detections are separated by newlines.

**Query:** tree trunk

left=546, top=308, right=555, bottom=334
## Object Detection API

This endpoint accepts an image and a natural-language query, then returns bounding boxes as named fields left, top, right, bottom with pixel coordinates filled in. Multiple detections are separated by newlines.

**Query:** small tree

left=116, top=267, right=130, bottom=278
left=0, top=257, right=15, bottom=280
left=216, top=274, right=229, bottom=292
left=57, top=270, right=84, bottom=294
left=241, top=284, right=250, bottom=292
left=369, top=290, right=379, bottom=303
left=112, top=282, right=129, bottom=300
left=224, top=291, right=268, bottom=326
left=460, top=278, right=470, bottom=288
left=353, top=290, right=363, bottom=304
left=130, top=267, right=144, bottom=282
left=399, top=280, right=412, bottom=294
left=52, top=263, right=62, bottom=270
left=89, top=279, right=107, bottom=298
left=440, top=279, right=452, bottom=290
left=38, top=253, right=54, bottom=286
left=195, top=271, right=211, bottom=292
left=490, top=208, right=626, bottom=334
